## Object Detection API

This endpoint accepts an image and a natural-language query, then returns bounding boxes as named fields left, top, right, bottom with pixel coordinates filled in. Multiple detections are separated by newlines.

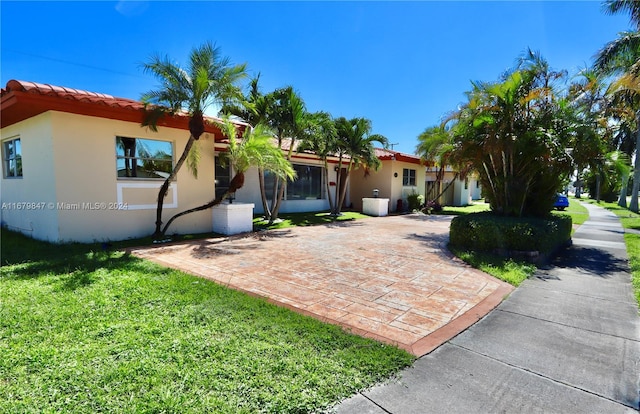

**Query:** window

left=215, top=156, right=231, bottom=199
left=3, top=138, right=22, bottom=178
left=464, top=178, right=469, bottom=189
left=402, top=168, right=416, bottom=186
left=116, top=137, right=173, bottom=179
left=289, top=164, right=323, bottom=200
left=263, top=164, right=324, bottom=200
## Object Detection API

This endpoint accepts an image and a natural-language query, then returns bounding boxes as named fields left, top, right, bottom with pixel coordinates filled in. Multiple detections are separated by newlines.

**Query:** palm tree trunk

left=629, top=111, right=640, bottom=212
left=618, top=171, right=629, bottom=208
left=257, top=168, right=271, bottom=219
left=335, top=159, right=353, bottom=215
left=323, top=159, right=335, bottom=213
left=153, top=134, right=196, bottom=238
left=161, top=172, right=245, bottom=236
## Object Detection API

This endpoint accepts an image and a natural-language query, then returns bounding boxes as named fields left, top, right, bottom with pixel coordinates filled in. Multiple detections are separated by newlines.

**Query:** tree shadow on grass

left=2, top=250, right=151, bottom=292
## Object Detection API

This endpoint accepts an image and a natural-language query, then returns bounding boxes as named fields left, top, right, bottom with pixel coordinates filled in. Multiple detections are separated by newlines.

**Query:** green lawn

left=254, top=211, right=369, bottom=230
left=552, top=197, right=589, bottom=227
left=0, top=230, right=413, bottom=413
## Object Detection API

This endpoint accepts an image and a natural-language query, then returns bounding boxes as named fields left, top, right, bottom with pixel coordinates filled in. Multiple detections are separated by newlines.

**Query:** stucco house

left=0, top=80, right=345, bottom=242
left=349, top=148, right=426, bottom=213
left=425, top=165, right=483, bottom=207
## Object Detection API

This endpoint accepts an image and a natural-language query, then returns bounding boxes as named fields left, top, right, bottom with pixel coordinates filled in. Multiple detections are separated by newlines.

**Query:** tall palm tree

left=415, top=125, right=454, bottom=202
left=159, top=119, right=295, bottom=236
left=334, top=117, right=388, bottom=215
left=595, top=1, right=640, bottom=76
left=297, top=112, right=338, bottom=214
left=220, top=75, right=274, bottom=217
left=608, top=72, right=640, bottom=210
left=594, top=1, right=640, bottom=210
left=141, top=42, right=246, bottom=238
left=265, top=86, right=311, bottom=223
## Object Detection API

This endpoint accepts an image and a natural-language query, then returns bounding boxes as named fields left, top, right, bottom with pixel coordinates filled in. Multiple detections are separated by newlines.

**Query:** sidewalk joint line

left=495, top=308, right=640, bottom=343
left=450, top=342, right=638, bottom=410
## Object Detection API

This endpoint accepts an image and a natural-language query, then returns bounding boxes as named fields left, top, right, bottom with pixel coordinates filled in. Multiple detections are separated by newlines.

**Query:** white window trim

left=116, top=182, right=177, bottom=210
left=3, top=136, right=22, bottom=179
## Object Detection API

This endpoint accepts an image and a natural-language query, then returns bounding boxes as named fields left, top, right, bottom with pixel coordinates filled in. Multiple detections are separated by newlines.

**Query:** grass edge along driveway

left=0, top=230, right=413, bottom=414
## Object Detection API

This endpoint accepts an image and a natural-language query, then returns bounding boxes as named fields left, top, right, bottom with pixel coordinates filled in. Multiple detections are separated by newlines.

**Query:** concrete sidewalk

left=336, top=202, right=640, bottom=413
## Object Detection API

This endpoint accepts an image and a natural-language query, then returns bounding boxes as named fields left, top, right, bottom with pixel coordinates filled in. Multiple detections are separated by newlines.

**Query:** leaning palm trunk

left=323, top=159, right=335, bottom=214
left=153, top=134, right=196, bottom=238
left=335, top=159, right=354, bottom=215
left=257, top=167, right=271, bottom=220
left=618, top=171, right=629, bottom=208
left=629, top=111, right=640, bottom=213
left=160, top=172, right=245, bottom=236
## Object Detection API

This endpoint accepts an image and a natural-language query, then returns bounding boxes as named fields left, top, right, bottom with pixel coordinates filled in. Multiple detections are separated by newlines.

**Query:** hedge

left=449, top=212, right=572, bottom=255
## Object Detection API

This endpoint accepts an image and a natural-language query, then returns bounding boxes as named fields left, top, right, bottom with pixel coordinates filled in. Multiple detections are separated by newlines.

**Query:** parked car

left=554, top=193, right=569, bottom=211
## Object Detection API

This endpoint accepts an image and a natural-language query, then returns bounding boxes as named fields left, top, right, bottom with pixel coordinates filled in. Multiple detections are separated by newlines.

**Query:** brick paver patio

left=129, top=214, right=513, bottom=356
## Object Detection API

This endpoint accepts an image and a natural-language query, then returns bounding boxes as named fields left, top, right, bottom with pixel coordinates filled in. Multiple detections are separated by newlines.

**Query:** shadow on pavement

left=544, top=245, right=629, bottom=277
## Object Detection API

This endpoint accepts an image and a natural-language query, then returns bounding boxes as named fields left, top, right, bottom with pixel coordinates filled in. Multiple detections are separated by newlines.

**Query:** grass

left=449, top=247, right=536, bottom=287
left=580, top=198, right=640, bottom=306
left=0, top=230, right=413, bottom=413
left=551, top=197, right=589, bottom=228
left=253, top=211, right=369, bottom=230
left=439, top=201, right=490, bottom=215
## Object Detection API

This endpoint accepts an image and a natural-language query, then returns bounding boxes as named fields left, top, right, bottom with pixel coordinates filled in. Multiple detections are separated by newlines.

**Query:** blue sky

left=0, top=1, right=631, bottom=154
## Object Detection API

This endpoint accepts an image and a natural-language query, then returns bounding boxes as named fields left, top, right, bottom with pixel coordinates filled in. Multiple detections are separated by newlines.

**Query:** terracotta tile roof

left=2, top=79, right=144, bottom=110
left=374, top=147, right=424, bottom=165
left=0, top=80, right=241, bottom=140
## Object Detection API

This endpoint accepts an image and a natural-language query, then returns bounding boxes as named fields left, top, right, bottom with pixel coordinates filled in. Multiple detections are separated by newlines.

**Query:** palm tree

left=296, top=112, right=338, bottom=214
left=451, top=60, right=573, bottom=217
left=415, top=125, right=454, bottom=203
left=607, top=72, right=640, bottom=210
left=594, top=0, right=640, bottom=210
left=141, top=42, right=246, bottom=239
left=264, top=86, right=311, bottom=223
left=159, top=119, right=295, bottom=236
left=334, top=117, right=388, bottom=215
left=595, top=1, right=640, bottom=76
left=220, top=75, right=274, bottom=217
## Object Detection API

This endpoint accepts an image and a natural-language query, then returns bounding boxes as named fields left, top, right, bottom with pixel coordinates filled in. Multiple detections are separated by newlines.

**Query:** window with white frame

left=3, top=137, right=22, bottom=178
left=402, top=168, right=416, bottom=186
left=116, top=137, right=173, bottom=179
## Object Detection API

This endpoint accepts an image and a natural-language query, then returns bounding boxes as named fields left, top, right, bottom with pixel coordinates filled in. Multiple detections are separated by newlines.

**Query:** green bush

left=407, top=193, right=425, bottom=211
left=450, top=212, right=572, bottom=255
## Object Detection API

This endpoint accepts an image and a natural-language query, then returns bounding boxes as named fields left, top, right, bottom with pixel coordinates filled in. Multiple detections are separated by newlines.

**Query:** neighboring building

left=349, top=148, right=426, bottom=213
left=425, top=165, right=482, bottom=206
left=0, top=80, right=343, bottom=242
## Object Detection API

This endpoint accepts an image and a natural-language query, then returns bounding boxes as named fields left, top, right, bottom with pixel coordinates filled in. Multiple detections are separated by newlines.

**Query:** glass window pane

left=15, top=156, right=22, bottom=176
left=289, top=164, right=323, bottom=200
left=116, top=137, right=173, bottom=179
left=4, top=141, right=13, bottom=159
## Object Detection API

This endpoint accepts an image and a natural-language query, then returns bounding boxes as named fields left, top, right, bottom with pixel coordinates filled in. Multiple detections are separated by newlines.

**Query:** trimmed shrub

left=450, top=212, right=572, bottom=255
left=407, top=193, right=425, bottom=211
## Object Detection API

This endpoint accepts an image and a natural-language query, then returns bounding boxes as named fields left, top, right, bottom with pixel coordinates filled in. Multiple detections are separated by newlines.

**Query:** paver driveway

left=129, top=214, right=513, bottom=356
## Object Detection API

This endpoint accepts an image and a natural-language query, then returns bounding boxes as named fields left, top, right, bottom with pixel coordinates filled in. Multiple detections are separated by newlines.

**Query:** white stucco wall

left=351, top=160, right=425, bottom=212
left=1, top=113, right=60, bottom=241
left=2, top=111, right=223, bottom=242
left=234, top=158, right=338, bottom=215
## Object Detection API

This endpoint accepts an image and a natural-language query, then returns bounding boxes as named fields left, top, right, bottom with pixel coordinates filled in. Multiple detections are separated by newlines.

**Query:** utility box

left=212, top=202, right=255, bottom=235
left=362, top=197, right=389, bottom=217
